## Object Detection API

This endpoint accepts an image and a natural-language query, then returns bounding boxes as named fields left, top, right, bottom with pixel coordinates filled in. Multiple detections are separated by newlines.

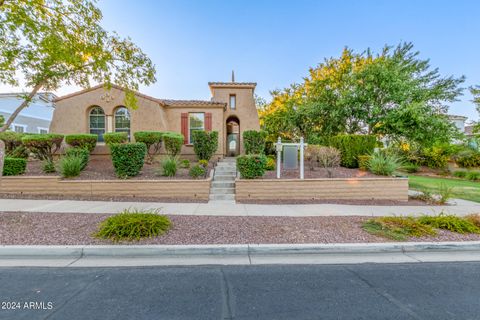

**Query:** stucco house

left=50, top=81, right=260, bottom=158
left=0, top=92, right=55, bottom=133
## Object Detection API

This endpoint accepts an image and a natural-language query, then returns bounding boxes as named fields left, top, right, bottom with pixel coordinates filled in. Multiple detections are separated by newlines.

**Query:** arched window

left=89, top=106, right=105, bottom=142
left=114, top=106, right=130, bottom=139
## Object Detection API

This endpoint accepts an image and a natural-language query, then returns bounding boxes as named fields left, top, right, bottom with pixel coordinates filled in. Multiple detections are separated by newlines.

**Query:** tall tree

left=0, top=0, right=156, bottom=175
left=470, top=85, right=480, bottom=134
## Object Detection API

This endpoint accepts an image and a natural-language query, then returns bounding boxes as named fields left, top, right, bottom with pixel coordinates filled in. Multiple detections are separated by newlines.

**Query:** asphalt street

left=1, top=262, right=479, bottom=319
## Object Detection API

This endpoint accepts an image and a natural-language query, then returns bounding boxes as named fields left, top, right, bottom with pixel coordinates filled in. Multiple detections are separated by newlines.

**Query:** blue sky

left=3, top=0, right=480, bottom=120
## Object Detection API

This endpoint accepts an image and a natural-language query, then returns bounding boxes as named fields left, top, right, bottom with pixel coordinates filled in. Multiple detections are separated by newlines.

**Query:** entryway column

left=106, top=115, right=113, bottom=132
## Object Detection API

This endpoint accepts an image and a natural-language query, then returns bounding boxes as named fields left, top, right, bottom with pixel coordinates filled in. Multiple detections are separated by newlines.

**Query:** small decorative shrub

left=237, top=154, right=267, bottom=179
left=317, top=146, right=341, bottom=177
left=42, top=159, right=56, bottom=173
left=179, top=159, right=190, bottom=168
left=264, top=156, right=276, bottom=171
left=437, top=183, right=453, bottom=204
left=328, top=134, right=377, bottom=168
left=163, top=132, right=183, bottom=157
left=104, top=132, right=128, bottom=145
left=95, top=209, right=171, bottom=242
left=419, top=214, right=480, bottom=234
left=189, top=164, right=206, bottom=178
left=3, top=157, right=27, bottom=176
left=65, top=147, right=89, bottom=170
left=357, top=155, right=371, bottom=171
left=58, top=155, right=83, bottom=178
left=420, top=145, right=450, bottom=169
left=305, top=145, right=321, bottom=170
left=453, top=170, right=467, bottom=178
left=65, top=134, right=97, bottom=152
left=367, top=151, right=402, bottom=176
left=159, top=156, right=178, bottom=177
left=243, top=130, right=267, bottom=154
left=198, top=159, right=209, bottom=168
left=456, top=150, right=480, bottom=168
left=466, top=171, right=480, bottom=181
left=0, top=131, right=25, bottom=156
left=110, top=143, right=146, bottom=178
left=133, top=131, right=163, bottom=164
left=192, top=130, right=218, bottom=161
left=362, top=216, right=436, bottom=241
left=401, top=162, right=420, bottom=173
left=22, top=134, right=64, bottom=162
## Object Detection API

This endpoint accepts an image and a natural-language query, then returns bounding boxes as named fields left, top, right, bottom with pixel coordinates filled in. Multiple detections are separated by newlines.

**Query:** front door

left=227, top=133, right=239, bottom=156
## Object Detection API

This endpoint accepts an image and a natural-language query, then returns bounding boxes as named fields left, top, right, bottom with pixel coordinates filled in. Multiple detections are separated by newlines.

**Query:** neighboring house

left=465, top=123, right=477, bottom=138
left=0, top=92, right=55, bottom=133
left=50, top=81, right=260, bottom=158
left=448, top=114, right=468, bottom=133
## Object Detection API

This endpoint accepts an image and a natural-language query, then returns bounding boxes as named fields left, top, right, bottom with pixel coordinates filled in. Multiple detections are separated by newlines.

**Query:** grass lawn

left=409, top=175, right=480, bottom=203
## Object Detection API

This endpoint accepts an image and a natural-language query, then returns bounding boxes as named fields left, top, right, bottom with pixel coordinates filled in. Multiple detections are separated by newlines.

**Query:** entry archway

left=226, top=116, right=240, bottom=156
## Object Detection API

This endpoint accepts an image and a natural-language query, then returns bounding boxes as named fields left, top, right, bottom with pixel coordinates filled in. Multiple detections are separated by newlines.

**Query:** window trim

left=229, top=94, right=236, bottom=110
left=89, top=106, right=106, bottom=142
left=188, top=112, right=205, bottom=144
left=11, top=123, right=27, bottom=133
left=114, top=106, right=131, bottom=140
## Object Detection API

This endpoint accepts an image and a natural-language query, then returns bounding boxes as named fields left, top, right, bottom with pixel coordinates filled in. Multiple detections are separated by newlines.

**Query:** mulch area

left=261, top=167, right=378, bottom=179
left=24, top=159, right=212, bottom=180
left=1, top=212, right=479, bottom=245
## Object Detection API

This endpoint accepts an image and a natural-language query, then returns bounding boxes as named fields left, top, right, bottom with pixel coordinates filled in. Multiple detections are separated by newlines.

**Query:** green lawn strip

left=408, top=175, right=480, bottom=203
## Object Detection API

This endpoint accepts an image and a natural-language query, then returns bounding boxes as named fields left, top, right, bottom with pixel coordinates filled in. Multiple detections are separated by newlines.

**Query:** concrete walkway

left=0, top=198, right=478, bottom=217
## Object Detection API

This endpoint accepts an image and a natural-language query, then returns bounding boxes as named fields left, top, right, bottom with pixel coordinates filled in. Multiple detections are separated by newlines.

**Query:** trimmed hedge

left=104, top=132, right=128, bottom=145
left=65, top=134, right=98, bottom=152
left=65, top=147, right=89, bottom=170
left=243, top=130, right=266, bottom=154
left=237, top=154, right=267, bottom=179
left=22, top=134, right=64, bottom=161
left=3, top=157, right=27, bottom=176
left=328, top=134, right=377, bottom=168
left=110, top=143, right=146, bottom=178
left=163, top=132, right=183, bottom=157
left=134, top=131, right=163, bottom=163
left=192, top=130, right=218, bottom=161
left=0, top=131, right=24, bottom=155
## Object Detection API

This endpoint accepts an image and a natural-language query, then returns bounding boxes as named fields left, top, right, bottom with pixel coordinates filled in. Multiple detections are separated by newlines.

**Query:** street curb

left=2, top=241, right=480, bottom=258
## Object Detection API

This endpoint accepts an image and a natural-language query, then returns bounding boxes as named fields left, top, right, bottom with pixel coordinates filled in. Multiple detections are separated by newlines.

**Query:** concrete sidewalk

left=0, top=198, right=478, bottom=217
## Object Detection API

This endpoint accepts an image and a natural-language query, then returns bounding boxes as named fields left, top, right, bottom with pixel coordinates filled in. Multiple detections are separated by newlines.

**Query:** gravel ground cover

left=1, top=212, right=479, bottom=245
left=24, top=159, right=212, bottom=180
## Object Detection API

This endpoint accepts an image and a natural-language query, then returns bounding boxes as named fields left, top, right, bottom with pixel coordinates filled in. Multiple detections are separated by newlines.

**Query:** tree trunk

left=0, top=139, right=4, bottom=178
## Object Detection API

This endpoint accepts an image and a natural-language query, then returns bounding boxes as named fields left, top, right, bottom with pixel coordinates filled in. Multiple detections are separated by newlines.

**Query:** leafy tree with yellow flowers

left=0, top=0, right=156, bottom=175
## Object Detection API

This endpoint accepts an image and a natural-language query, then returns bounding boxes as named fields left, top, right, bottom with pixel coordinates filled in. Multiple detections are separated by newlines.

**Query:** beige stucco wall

left=210, top=86, right=260, bottom=154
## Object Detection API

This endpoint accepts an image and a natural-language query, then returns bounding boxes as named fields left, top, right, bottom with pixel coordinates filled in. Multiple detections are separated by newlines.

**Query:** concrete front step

left=209, top=194, right=235, bottom=201
left=212, top=181, right=235, bottom=188
left=210, top=187, right=235, bottom=195
left=215, top=170, right=236, bottom=175
left=213, top=175, right=236, bottom=181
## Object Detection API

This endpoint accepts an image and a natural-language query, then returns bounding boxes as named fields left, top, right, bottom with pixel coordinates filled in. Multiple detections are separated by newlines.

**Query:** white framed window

left=189, top=112, right=205, bottom=144
left=229, top=94, right=236, bottom=110
left=114, top=106, right=131, bottom=139
left=11, top=123, right=27, bottom=133
left=89, top=106, right=105, bottom=142
left=37, top=127, right=49, bottom=134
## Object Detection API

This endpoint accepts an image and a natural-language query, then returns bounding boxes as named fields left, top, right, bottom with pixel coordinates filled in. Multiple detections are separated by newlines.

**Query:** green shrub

left=158, top=156, right=178, bottom=177
left=22, top=134, right=64, bottom=162
left=367, top=151, right=402, bottom=176
left=419, top=214, right=480, bottom=234
left=401, top=162, right=420, bottom=173
left=0, top=131, right=25, bottom=155
left=198, top=159, right=209, bottom=168
left=179, top=159, right=190, bottom=168
left=3, top=157, right=27, bottom=176
left=42, top=159, right=56, bottom=173
left=163, top=132, right=183, bottom=157
left=192, top=130, right=218, bottom=161
left=110, top=143, right=146, bottom=178
left=237, top=154, right=267, bottom=179
left=243, top=130, right=267, bottom=154
left=65, top=134, right=97, bottom=152
left=453, top=170, right=467, bottom=178
left=466, top=171, right=480, bottom=181
left=437, top=183, right=453, bottom=204
left=104, top=132, right=128, bottom=145
left=328, top=134, right=377, bottom=168
left=133, top=131, right=163, bottom=163
left=58, top=155, right=83, bottom=178
left=189, top=164, right=206, bottom=178
left=265, top=157, right=276, bottom=171
left=362, top=216, right=436, bottom=241
left=65, top=147, right=89, bottom=170
left=357, top=155, right=371, bottom=171
left=95, top=209, right=171, bottom=242
left=420, top=145, right=450, bottom=169
left=456, top=150, right=480, bottom=168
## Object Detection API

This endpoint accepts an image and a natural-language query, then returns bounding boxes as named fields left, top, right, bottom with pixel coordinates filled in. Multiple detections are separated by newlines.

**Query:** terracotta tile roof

left=161, top=99, right=226, bottom=107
